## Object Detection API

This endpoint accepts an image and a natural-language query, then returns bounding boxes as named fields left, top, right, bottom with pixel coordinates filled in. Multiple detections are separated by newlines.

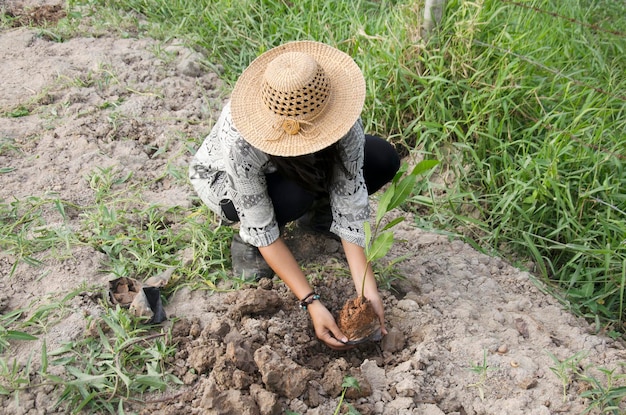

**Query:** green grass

left=413, top=0, right=626, bottom=333
left=79, top=166, right=236, bottom=292
left=48, top=307, right=181, bottom=412
left=548, top=351, right=626, bottom=414
left=0, top=306, right=181, bottom=412
left=0, top=196, right=78, bottom=276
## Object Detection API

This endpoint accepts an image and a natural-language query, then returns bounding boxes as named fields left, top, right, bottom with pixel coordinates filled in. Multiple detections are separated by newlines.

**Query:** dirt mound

left=1, top=7, right=624, bottom=415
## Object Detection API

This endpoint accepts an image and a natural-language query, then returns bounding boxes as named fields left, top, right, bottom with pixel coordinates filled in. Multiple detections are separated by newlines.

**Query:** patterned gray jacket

left=189, top=102, right=370, bottom=248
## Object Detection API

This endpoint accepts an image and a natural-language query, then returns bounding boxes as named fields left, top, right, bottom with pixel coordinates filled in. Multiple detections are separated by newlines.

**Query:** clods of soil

left=108, top=276, right=143, bottom=307
left=2, top=1, right=66, bottom=28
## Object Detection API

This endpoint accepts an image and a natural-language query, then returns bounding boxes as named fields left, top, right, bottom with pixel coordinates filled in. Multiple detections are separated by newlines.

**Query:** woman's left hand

left=342, top=240, right=388, bottom=337
left=364, top=285, right=388, bottom=337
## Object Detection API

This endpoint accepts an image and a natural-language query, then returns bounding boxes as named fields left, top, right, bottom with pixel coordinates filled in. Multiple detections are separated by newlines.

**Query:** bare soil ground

left=1, top=2, right=625, bottom=414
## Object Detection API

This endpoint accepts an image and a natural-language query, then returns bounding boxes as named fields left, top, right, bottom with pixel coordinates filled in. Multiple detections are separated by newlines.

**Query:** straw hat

left=230, top=41, right=366, bottom=157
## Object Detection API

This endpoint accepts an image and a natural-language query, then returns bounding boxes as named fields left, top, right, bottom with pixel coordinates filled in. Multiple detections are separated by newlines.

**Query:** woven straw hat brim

left=231, top=41, right=366, bottom=157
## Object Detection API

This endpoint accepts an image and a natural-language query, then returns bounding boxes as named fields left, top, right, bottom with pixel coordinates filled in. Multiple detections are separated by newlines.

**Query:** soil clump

left=338, top=297, right=382, bottom=345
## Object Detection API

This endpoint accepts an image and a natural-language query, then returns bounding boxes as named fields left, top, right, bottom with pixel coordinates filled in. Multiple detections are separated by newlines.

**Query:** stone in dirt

left=254, top=345, right=315, bottom=399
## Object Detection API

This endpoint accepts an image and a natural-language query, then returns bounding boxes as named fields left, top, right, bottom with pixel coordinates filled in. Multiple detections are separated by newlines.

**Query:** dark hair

left=268, top=142, right=343, bottom=194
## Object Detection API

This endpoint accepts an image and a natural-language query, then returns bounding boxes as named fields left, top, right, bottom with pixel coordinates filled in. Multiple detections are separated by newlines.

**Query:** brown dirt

left=338, top=297, right=381, bottom=343
left=3, top=3, right=66, bottom=27
left=1, top=1, right=625, bottom=414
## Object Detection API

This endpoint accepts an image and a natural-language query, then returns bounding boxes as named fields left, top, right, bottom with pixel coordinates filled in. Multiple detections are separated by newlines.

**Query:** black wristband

left=299, top=292, right=320, bottom=310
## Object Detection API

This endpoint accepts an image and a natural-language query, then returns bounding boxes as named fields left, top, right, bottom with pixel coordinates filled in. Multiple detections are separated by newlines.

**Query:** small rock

left=360, top=359, right=387, bottom=391
left=305, top=383, right=323, bottom=408
left=182, top=370, right=197, bottom=385
left=416, top=403, right=447, bottom=415
left=321, top=359, right=349, bottom=397
left=394, top=377, right=418, bottom=397
left=203, top=317, right=231, bottom=339
left=187, top=341, right=223, bottom=374
left=231, top=288, right=282, bottom=316
left=176, top=51, right=205, bottom=77
left=518, top=377, right=538, bottom=390
left=189, top=321, right=201, bottom=337
left=382, top=326, right=406, bottom=353
left=385, top=396, right=415, bottom=411
left=258, top=277, right=273, bottom=290
left=254, top=345, right=314, bottom=399
left=250, top=384, right=282, bottom=415
left=201, top=387, right=260, bottom=415
left=225, top=341, right=256, bottom=373
left=211, top=356, right=253, bottom=390
left=397, top=298, right=420, bottom=312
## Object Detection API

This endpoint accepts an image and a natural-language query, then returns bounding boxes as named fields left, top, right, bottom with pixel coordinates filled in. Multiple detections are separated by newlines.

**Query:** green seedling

left=340, top=159, right=437, bottom=343
left=5, top=106, right=30, bottom=118
left=578, top=364, right=626, bottom=415
left=361, top=159, right=439, bottom=298
left=371, top=254, right=411, bottom=292
left=547, top=350, right=586, bottom=402
left=467, top=349, right=496, bottom=401
left=0, top=356, right=34, bottom=397
left=333, top=375, right=362, bottom=415
left=47, top=306, right=181, bottom=413
left=0, top=196, right=74, bottom=277
left=0, top=309, right=37, bottom=353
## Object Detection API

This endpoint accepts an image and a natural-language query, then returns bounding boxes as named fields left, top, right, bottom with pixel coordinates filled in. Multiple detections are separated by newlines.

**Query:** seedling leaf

left=6, top=330, right=37, bottom=341
left=375, top=184, right=395, bottom=224
left=387, top=174, right=417, bottom=211
left=410, top=159, right=439, bottom=176
left=341, top=375, right=360, bottom=390
left=382, top=216, right=405, bottom=232
left=366, top=231, right=394, bottom=262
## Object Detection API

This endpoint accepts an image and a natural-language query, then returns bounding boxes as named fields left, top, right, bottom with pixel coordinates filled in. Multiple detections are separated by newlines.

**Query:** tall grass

left=409, top=0, right=626, bottom=332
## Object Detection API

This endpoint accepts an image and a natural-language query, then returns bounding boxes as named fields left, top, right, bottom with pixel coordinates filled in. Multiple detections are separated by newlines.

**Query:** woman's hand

left=363, top=284, right=388, bottom=337
left=259, top=238, right=355, bottom=350
left=306, top=301, right=353, bottom=350
left=342, top=239, right=388, bottom=338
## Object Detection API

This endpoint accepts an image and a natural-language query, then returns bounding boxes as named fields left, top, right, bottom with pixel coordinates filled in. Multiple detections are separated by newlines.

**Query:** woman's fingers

left=377, top=315, right=388, bottom=337
left=327, top=323, right=348, bottom=345
left=308, top=301, right=353, bottom=350
left=366, top=289, right=388, bottom=336
left=318, top=331, right=353, bottom=350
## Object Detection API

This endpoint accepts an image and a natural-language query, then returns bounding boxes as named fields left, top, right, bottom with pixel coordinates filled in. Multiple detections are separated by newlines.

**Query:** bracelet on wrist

left=299, top=292, right=320, bottom=310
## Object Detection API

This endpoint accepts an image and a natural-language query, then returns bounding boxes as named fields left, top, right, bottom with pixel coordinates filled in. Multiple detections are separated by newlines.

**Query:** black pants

left=222, top=135, right=400, bottom=226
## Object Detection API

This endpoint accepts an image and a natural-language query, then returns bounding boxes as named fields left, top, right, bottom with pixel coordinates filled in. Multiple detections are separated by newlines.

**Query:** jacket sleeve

left=224, top=134, right=281, bottom=247
left=329, top=119, right=370, bottom=247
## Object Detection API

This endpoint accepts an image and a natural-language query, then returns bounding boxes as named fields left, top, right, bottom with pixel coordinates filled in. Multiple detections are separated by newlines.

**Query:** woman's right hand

left=306, top=300, right=353, bottom=350
left=258, top=238, right=353, bottom=349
